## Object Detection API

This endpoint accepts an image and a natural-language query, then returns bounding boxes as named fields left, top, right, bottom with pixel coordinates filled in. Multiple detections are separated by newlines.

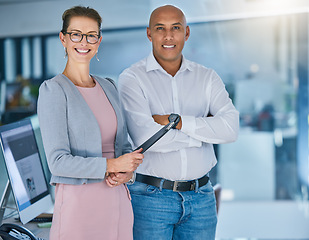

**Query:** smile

left=75, top=48, right=90, bottom=53
left=163, top=45, right=175, bottom=49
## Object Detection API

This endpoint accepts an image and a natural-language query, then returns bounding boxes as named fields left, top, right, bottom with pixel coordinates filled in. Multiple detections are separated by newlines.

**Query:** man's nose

left=164, top=30, right=173, bottom=40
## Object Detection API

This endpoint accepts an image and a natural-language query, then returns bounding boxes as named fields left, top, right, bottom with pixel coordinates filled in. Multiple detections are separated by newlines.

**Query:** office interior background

left=0, top=0, right=309, bottom=239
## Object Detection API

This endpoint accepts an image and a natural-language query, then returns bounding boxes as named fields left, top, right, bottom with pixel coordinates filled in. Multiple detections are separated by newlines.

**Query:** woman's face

left=60, top=16, right=102, bottom=64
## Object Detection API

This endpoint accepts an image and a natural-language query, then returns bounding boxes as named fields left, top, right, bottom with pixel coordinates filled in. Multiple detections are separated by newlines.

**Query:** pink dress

left=49, top=80, right=133, bottom=240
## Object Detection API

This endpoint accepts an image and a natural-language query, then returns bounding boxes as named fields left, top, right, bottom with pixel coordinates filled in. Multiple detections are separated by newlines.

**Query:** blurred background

left=0, top=0, right=309, bottom=239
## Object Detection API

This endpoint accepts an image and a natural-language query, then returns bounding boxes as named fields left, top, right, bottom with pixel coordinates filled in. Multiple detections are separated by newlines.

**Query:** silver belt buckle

left=172, top=180, right=188, bottom=192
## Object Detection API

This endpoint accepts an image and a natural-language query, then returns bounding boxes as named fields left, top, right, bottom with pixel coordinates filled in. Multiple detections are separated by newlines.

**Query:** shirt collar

left=146, top=51, right=193, bottom=74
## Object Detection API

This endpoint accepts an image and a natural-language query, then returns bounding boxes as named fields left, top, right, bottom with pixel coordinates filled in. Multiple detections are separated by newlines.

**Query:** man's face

left=147, top=6, right=190, bottom=67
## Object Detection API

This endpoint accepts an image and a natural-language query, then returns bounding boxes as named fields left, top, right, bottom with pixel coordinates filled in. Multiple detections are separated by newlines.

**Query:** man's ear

left=185, top=26, right=190, bottom=41
left=146, top=27, right=152, bottom=42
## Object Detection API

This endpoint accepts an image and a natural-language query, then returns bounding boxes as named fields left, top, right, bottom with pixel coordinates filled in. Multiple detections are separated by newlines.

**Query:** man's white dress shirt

left=118, top=53, right=239, bottom=181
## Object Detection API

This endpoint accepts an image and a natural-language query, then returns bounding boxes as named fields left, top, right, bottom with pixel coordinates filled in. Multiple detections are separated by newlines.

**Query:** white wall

left=0, top=0, right=150, bottom=38
left=1, top=0, right=309, bottom=38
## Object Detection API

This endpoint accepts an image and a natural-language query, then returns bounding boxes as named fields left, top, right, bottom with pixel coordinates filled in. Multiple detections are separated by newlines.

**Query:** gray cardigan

left=37, top=74, right=132, bottom=185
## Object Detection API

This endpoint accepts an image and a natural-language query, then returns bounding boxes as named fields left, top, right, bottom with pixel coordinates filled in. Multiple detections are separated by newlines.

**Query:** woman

left=37, top=6, right=143, bottom=240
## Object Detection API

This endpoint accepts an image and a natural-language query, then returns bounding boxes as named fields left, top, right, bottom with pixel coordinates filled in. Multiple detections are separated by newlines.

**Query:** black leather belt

left=135, top=173, right=209, bottom=192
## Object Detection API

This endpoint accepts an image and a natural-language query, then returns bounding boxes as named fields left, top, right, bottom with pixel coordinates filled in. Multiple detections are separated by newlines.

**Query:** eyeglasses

left=63, top=32, right=100, bottom=44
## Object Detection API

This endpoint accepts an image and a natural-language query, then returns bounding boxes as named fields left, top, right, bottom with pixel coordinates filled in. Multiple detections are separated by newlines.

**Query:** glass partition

left=183, top=15, right=301, bottom=202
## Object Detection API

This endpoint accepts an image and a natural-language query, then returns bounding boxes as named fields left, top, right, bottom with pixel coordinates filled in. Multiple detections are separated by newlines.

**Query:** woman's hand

left=105, top=172, right=133, bottom=187
left=106, top=148, right=143, bottom=173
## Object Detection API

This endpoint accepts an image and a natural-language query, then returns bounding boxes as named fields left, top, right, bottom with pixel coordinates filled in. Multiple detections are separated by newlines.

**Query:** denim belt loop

left=194, top=179, right=199, bottom=192
left=159, top=179, right=165, bottom=191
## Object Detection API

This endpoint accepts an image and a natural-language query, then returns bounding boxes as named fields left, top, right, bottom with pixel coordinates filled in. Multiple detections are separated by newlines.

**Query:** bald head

left=149, top=5, right=187, bottom=28
left=146, top=4, right=190, bottom=76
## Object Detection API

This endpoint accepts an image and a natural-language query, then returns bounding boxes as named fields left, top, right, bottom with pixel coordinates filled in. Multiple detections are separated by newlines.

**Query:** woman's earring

left=64, top=47, right=68, bottom=58
left=96, top=52, right=100, bottom=61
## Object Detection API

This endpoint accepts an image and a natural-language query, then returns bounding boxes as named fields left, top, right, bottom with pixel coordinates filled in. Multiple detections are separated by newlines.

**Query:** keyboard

left=15, top=217, right=52, bottom=223
left=30, top=217, right=52, bottom=223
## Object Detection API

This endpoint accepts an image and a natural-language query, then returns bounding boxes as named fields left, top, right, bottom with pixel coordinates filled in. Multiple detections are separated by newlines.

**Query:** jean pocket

left=198, top=182, right=214, bottom=195
left=145, top=184, right=159, bottom=194
left=128, top=181, right=159, bottom=195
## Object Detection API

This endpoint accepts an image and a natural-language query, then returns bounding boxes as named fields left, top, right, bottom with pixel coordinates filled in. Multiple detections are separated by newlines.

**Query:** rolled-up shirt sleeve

left=181, top=72, right=239, bottom=144
left=119, top=70, right=202, bottom=153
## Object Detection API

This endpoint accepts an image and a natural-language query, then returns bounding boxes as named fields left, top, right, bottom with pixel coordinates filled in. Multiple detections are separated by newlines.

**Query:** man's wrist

left=168, top=113, right=181, bottom=129
left=127, top=171, right=136, bottom=185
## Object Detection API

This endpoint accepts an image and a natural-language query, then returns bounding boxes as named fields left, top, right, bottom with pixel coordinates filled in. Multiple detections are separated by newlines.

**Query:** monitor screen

left=0, top=118, right=53, bottom=224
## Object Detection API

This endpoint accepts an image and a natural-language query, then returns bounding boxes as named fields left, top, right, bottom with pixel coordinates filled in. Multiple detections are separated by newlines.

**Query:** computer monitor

left=0, top=118, right=53, bottom=224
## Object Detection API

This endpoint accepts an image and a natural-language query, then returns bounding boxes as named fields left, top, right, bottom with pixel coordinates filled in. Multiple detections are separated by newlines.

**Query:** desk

left=1, top=218, right=50, bottom=239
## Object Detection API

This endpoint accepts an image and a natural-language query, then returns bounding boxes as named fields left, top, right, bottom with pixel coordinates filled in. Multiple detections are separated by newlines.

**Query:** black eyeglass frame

left=62, top=31, right=101, bottom=44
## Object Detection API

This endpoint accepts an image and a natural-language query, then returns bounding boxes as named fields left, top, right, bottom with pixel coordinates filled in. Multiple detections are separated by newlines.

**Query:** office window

left=32, top=37, right=42, bottom=80
left=4, top=39, right=16, bottom=83
left=21, top=38, right=31, bottom=80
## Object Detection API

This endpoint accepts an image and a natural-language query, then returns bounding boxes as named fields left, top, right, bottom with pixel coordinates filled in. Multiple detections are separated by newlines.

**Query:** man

left=118, top=5, right=239, bottom=240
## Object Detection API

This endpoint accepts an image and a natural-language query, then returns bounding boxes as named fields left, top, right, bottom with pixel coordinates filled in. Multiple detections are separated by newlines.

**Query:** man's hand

left=105, top=172, right=133, bottom=187
left=152, top=114, right=182, bottom=130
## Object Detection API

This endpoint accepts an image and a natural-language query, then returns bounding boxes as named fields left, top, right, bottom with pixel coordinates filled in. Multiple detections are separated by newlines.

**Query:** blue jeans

left=128, top=180, right=217, bottom=240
